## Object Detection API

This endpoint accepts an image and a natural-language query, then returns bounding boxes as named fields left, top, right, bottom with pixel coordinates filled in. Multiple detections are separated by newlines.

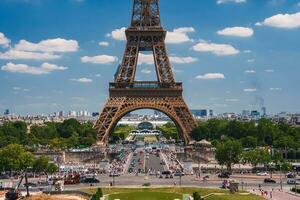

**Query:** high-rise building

left=92, top=112, right=99, bottom=117
left=191, top=109, right=213, bottom=118
left=262, top=107, right=267, bottom=116
left=242, top=110, right=250, bottom=117
left=69, top=111, right=77, bottom=117
left=4, top=109, right=10, bottom=115
left=251, top=110, right=260, bottom=118
left=58, top=111, right=64, bottom=118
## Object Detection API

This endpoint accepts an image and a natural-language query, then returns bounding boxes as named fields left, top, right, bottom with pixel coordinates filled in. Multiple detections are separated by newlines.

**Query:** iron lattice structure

left=94, top=0, right=197, bottom=146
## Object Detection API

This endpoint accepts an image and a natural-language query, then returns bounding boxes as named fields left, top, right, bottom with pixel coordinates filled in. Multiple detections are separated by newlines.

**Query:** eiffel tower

left=94, top=0, right=197, bottom=146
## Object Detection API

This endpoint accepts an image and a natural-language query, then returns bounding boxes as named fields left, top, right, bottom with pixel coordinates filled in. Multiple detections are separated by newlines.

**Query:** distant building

left=191, top=109, right=213, bottom=118
left=251, top=110, right=260, bottom=118
left=69, top=111, right=77, bottom=117
left=4, top=109, right=10, bottom=115
left=92, top=112, right=99, bottom=117
left=58, top=110, right=64, bottom=118
left=262, top=107, right=267, bottom=116
left=242, top=110, right=250, bottom=117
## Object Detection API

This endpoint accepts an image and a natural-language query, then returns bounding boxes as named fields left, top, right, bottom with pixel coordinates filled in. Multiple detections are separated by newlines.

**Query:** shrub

left=291, top=187, right=300, bottom=194
left=143, top=182, right=151, bottom=187
left=193, top=192, right=202, bottom=200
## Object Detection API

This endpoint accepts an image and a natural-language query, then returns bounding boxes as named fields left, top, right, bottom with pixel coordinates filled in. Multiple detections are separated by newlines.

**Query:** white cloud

left=107, top=27, right=195, bottom=44
left=15, top=38, right=79, bottom=52
left=245, top=70, right=256, bottom=74
left=192, top=42, right=239, bottom=56
left=196, top=73, right=225, bottom=80
left=141, top=69, right=152, bottom=74
left=81, top=55, right=118, bottom=64
left=0, top=50, right=60, bottom=60
left=166, top=27, right=195, bottom=44
left=1, top=62, right=67, bottom=75
left=298, top=2, right=300, bottom=7
left=243, top=88, right=257, bottom=92
left=71, top=77, right=93, bottom=83
left=247, top=59, right=255, bottom=63
left=170, top=56, right=198, bottom=64
left=138, top=53, right=154, bottom=65
left=217, top=27, right=254, bottom=37
left=138, top=53, right=197, bottom=65
left=13, top=87, right=29, bottom=92
left=243, top=50, right=252, bottom=53
left=225, top=98, right=240, bottom=102
left=0, top=32, right=10, bottom=48
left=95, top=74, right=101, bottom=77
left=270, top=87, right=282, bottom=91
left=217, top=0, right=246, bottom=4
left=265, top=69, right=274, bottom=73
left=256, top=12, right=300, bottom=29
left=106, top=27, right=126, bottom=41
left=99, top=41, right=109, bottom=47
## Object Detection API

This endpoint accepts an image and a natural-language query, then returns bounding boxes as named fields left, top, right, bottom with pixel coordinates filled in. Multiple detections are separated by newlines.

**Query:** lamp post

left=279, top=164, right=283, bottom=191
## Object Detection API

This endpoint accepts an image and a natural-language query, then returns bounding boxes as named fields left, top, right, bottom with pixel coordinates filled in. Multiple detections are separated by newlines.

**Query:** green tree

left=33, top=156, right=50, bottom=174
left=240, top=136, right=257, bottom=149
left=0, top=144, right=34, bottom=172
left=242, top=149, right=271, bottom=168
left=46, top=163, right=59, bottom=175
left=157, top=122, right=178, bottom=140
left=215, top=140, right=243, bottom=172
left=193, top=192, right=202, bottom=200
left=191, top=123, right=209, bottom=141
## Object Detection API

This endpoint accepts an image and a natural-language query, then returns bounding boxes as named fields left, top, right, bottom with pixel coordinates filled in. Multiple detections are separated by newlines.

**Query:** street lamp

left=279, top=164, right=283, bottom=191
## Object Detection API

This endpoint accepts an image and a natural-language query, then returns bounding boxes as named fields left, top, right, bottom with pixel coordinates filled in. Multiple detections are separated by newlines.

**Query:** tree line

left=0, top=144, right=58, bottom=174
left=191, top=118, right=300, bottom=159
left=0, top=119, right=97, bottom=150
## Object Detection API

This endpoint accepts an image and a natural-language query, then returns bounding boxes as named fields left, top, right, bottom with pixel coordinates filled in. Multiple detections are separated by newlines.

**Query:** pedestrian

left=270, top=191, right=272, bottom=199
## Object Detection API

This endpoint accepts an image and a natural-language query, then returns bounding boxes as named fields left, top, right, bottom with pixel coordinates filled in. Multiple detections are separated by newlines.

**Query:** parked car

left=0, top=174, right=10, bottom=179
left=257, top=172, right=269, bottom=176
left=82, top=177, right=100, bottom=183
left=264, top=178, right=276, bottom=183
left=174, top=172, right=185, bottom=176
left=287, top=179, right=299, bottom=185
left=218, top=172, right=230, bottom=179
left=286, top=173, right=296, bottom=179
left=23, top=182, right=38, bottom=188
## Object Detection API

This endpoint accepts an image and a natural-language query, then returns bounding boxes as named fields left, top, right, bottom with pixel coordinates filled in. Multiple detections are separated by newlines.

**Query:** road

left=145, top=153, right=165, bottom=173
left=128, top=149, right=144, bottom=174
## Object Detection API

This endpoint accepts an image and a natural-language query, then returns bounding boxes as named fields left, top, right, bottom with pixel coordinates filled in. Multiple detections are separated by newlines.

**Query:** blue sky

left=0, top=0, right=300, bottom=115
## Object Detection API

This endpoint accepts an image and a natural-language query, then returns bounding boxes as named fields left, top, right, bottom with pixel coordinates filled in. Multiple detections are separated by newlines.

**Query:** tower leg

left=94, top=96, right=197, bottom=146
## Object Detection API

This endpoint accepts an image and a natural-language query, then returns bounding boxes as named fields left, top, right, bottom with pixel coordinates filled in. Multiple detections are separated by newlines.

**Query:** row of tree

left=0, top=119, right=97, bottom=150
left=215, top=139, right=293, bottom=172
left=0, top=144, right=58, bottom=174
left=191, top=118, right=300, bottom=150
left=157, top=119, right=300, bottom=159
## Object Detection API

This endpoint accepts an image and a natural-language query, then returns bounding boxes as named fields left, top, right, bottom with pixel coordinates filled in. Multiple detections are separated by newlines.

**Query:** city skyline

left=1, top=0, right=300, bottom=115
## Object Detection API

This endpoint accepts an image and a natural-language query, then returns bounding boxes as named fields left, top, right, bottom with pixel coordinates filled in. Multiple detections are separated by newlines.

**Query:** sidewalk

left=251, top=189, right=300, bottom=200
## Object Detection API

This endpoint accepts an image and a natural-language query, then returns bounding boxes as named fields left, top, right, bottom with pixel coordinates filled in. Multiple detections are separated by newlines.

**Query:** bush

left=143, top=182, right=151, bottom=187
left=91, top=188, right=103, bottom=200
left=193, top=192, right=202, bottom=200
left=291, top=187, right=300, bottom=194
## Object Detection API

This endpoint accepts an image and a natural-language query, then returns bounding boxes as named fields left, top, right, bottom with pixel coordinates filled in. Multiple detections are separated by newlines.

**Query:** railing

left=109, top=81, right=182, bottom=89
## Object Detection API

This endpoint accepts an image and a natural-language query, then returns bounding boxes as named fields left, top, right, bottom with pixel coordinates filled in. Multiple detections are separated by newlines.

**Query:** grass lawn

left=82, top=187, right=230, bottom=196
left=108, top=191, right=181, bottom=200
left=205, top=194, right=264, bottom=200
left=82, top=187, right=263, bottom=200
left=144, top=136, right=158, bottom=143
